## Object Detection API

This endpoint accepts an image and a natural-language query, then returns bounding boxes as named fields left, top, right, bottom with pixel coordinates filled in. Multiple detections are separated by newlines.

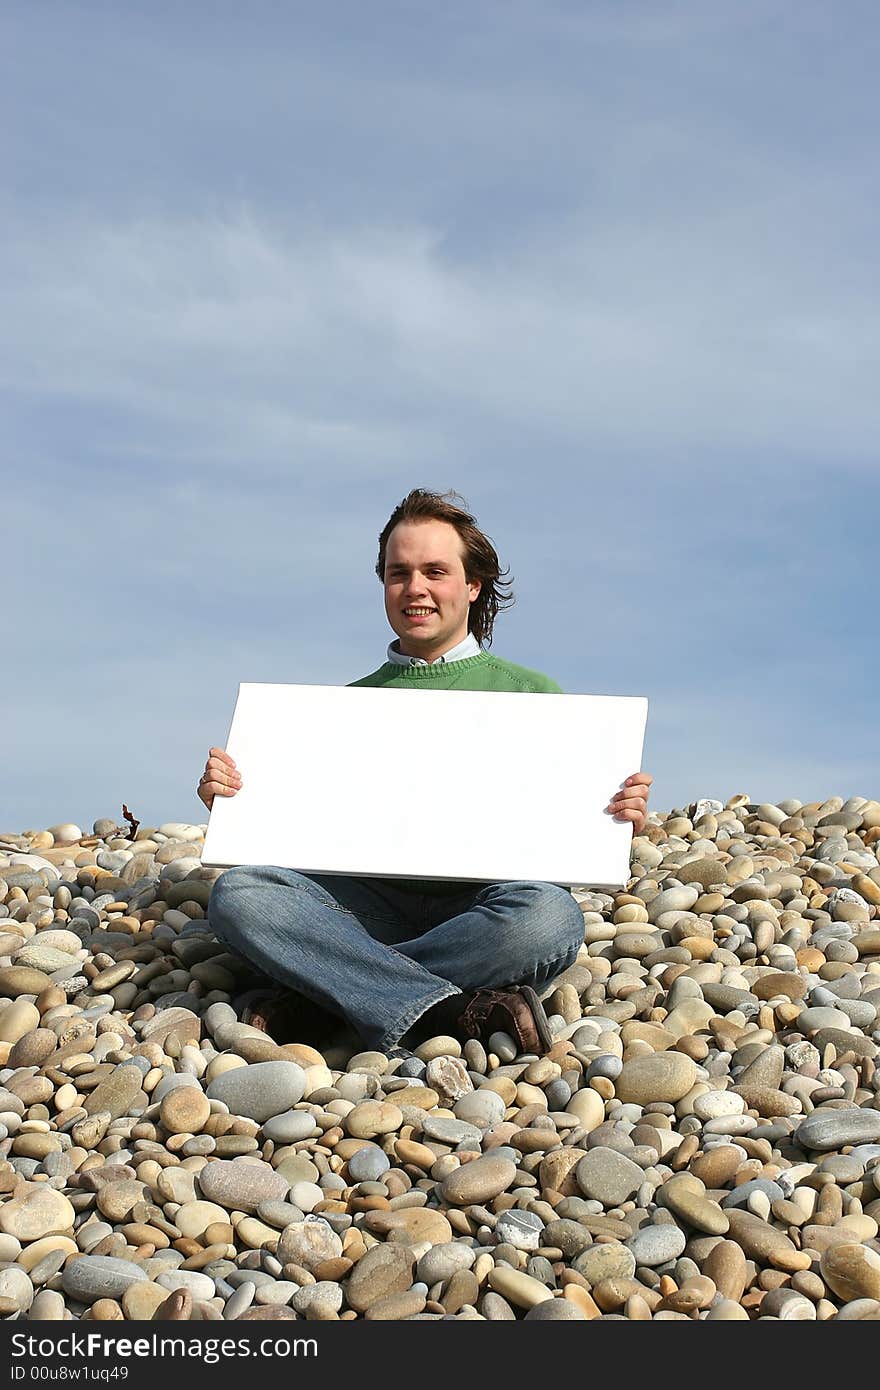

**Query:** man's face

left=383, top=519, right=481, bottom=661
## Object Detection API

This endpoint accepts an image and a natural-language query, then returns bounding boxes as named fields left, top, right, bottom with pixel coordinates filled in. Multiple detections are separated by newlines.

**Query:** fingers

left=198, top=747, right=242, bottom=810
left=209, top=747, right=238, bottom=771
left=606, top=771, right=651, bottom=836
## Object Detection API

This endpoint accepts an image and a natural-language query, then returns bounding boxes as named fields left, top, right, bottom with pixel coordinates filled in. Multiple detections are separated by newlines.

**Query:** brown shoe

left=237, top=988, right=341, bottom=1047
left=457, top=985, right=553, bottom=1054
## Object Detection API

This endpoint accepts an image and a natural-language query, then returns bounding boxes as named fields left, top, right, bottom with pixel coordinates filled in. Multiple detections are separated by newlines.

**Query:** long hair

left=375, top=489, right=514, bottom=648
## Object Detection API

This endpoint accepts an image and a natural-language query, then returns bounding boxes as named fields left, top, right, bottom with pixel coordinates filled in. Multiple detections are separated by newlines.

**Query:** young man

left=203, top=490, right=652, bottom=1055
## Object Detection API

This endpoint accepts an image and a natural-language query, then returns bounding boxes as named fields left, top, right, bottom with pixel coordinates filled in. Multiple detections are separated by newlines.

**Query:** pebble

left=197, top=1159, right=289, bottom=1213
left=1, top=799, right=878, bottom=1322
left=205, top=1061, right=306, bottom=1121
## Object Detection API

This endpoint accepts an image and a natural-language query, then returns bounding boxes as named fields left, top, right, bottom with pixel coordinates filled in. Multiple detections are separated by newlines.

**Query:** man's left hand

left=606, top=772, right=653, bottom=835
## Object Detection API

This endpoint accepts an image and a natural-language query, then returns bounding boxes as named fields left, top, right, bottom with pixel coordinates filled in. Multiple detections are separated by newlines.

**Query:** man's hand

left=606, top=772, right=653, bottom=835
left=197, top=747, right=242, bottom=812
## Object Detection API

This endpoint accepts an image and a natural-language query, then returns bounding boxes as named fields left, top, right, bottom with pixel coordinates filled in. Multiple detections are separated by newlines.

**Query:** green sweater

left=348, top=651, right=562, bottom=694
left=347, top=650, right=563, bottom=892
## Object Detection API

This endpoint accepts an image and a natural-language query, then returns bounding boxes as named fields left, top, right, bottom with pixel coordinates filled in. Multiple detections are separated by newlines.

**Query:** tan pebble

left=202, top=1221, right=234, bottom=1246
left=387, top=1086, right=439, bottom=1111
left=365, top=1289, right=427, bottom=1320
left=159, top=1088, right=211, bottom=1136
left=0, top=968, right=53, bottom=1000
left=205, top=1055, right=248, bottom=1082
left=90, top=1300, right=124, bottom=1321
left=705, top=1298, right=750, bottom=1320
left=119, top=1224, right=170, bottom=1250
left=820, top=1243, right=880, bottom=1302
left=702, top=1239, right=748, bottom=1303
left=96, top=1180, right=147, bottom=1223
left=276, top=1043, right=327, bottom=1067
left=0, top=1002, right=42, bottom=1045
left=625, top=1294, right=654, bottom=1319
left=174, top=1201, right=229, bottom=1239
left=565, top=1089, right=605, bottom=1131
left=54, top=1083, right=79, bottom=1112
left=236, top=1217, right=279, bottom=1250
left=36, top=986, right=67, bottom=1013
left=538, top=1147, right=587, bottom=1197
left=15, top=1236, right=77, bottom=1271
left=413, top=1035, right=461, bottom=1061
left=480, top=1076, right=517, bottom=1104
left=488, top=1266, right=553, bottom=1309
left=363, top=1208, right=453, bottom=1246
left=344, top=1101, right=403, bottom=1139
left=0, top=1187, right=75, bottom=1242
left=562, top=1284, right=601, bottom=1318
left=394, top=1139, right=436, bottom=1169
left=690, top=1145, right=744, bottom=1189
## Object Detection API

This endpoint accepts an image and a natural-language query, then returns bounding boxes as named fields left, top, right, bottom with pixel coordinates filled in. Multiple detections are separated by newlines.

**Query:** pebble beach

left=2, top=794, right=880, bottom=1323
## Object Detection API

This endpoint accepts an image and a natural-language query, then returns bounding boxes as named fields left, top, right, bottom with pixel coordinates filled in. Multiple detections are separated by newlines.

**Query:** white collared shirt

left=386, top=632, right=482, bottom=667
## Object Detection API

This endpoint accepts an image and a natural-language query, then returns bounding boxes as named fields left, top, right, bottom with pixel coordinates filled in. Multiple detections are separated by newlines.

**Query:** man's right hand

left=197, top=747, right=242, bottom=811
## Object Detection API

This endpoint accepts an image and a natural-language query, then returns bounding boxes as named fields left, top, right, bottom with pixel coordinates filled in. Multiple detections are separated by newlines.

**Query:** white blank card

left=201, top=683, right=648, bottom=891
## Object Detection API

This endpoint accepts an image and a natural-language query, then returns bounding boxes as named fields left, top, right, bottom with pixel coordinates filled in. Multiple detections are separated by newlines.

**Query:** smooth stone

left=61, top=1256, right=148, bottom=1304
left=345, top=1244, right=415, bottom=1313
left=174, top=1202, right=230, bottom=1239
left=276, top=1219, right=343, bottom=1272
left=206, top=1061, right=306, bottom=1122
left=83, top=1065, right=146, bottom=1120
left=416, top=1243, right=477, bottom=1285
left=575, top=1149, right=644, bottom=1206
left=28, top=1290, right=67, bottom=1321
left=625, top=1222, right=687, bottom=1267
left=368, top=1209, right=453, bottom=1247
left=724, top=1210, right=804, bottom=1269
left=525, top=1298, right=587, bottom=1320
left=452, top=1089, right=507, bottom=1128
left=439, top=1155, right=517, bottom=1206
left=572, top=1242, right=636, bottom=1286
left=422, top=1116, right=483, bottom=1146
left=197, top=1159, right=289, bottom=1213
left=159, top=1086, right=211, bottom=1135
left=155, top=1270, right=216, bottom=1301
left=261, top=1111, right=320, bottom=1143
left=347, top=1144, right=391, bottom=1183
left=344, top=1101, right=404, bottom=1139
left=0, top=1266, right=34, bottom=1314
left=0, top=1001, right=41, bottom=1044
left=487, top=1265, right=554, bottom=1309
left=292, top=1282, right=343, bottom=1319
left=121, top=1282, right=172, bottom=1319
left=0, top=1187, right=75, bottom=1241
left=0, top=967, right=53, bottom=997
left=660, top=1181, right=729, bottom=1235
left=820, top=1244, right=880, bottom=1303
left=796, top=1109, right=880, bottom=1151
left=614, top=1053, right=698, bottom=1105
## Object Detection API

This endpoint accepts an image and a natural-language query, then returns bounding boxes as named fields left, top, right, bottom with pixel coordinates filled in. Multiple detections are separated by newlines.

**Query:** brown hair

left=375, top=489, right=514, bottom=648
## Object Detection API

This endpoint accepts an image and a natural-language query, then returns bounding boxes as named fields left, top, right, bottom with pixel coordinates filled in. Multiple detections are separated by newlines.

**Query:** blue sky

left=2, top=1, right=878, bottom=832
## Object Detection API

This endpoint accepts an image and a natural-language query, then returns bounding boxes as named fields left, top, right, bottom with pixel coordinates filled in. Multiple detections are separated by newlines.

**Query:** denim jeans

left=207, top=867, right=585, bottom=1053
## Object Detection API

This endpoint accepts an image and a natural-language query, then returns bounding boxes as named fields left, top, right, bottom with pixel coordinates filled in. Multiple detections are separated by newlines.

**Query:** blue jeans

left=207, top=868, right=584, bottom=1053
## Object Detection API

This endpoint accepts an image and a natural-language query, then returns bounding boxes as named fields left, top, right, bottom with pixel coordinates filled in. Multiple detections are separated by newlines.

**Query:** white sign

left=201, top=683, right=648, bottom=891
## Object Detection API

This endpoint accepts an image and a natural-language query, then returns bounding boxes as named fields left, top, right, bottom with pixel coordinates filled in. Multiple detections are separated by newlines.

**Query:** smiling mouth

left=403, top=608, right=436, bottom=617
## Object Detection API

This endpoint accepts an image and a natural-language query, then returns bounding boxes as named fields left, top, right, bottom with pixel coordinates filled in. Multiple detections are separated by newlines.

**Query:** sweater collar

left=386, top=631, right=482, bottom=667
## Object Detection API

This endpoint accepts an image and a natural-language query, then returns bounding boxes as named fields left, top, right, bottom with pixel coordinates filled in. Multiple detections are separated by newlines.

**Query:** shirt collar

left=386, top=631, right=481, bottom=667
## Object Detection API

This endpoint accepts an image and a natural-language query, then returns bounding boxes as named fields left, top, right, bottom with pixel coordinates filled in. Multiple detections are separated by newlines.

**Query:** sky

left=2, top=0, right=879, bottom=833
